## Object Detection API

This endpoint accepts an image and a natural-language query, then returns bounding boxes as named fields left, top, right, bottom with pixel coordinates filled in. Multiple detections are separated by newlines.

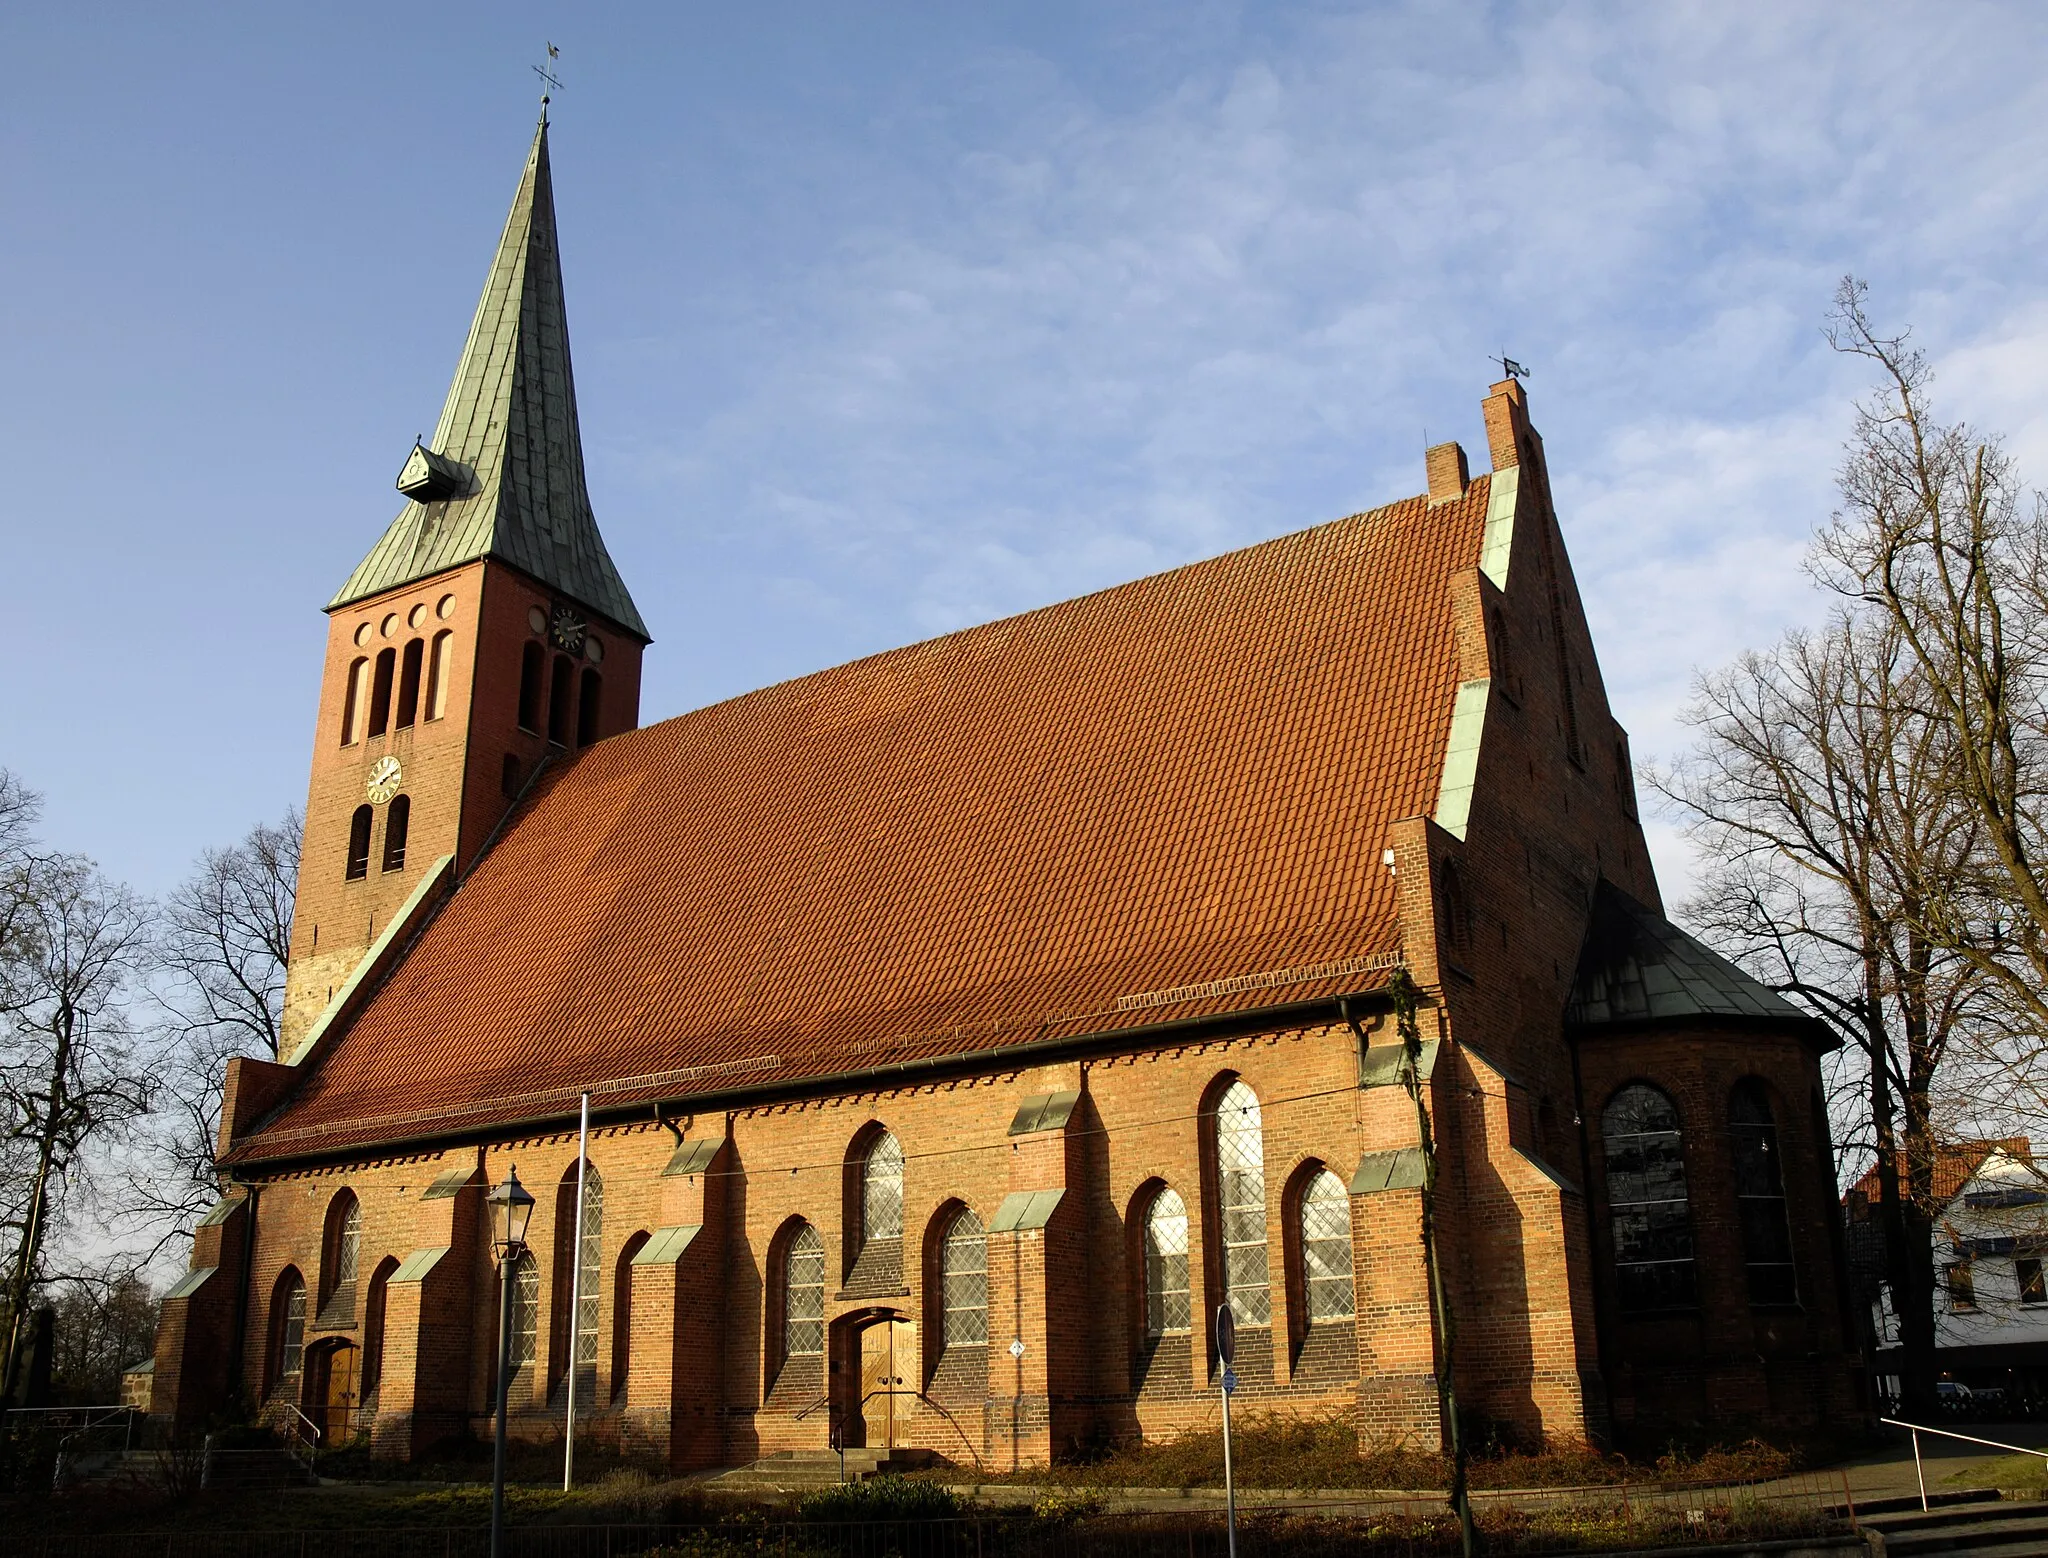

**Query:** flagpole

left=563, top=1092, right=590, bottom=1490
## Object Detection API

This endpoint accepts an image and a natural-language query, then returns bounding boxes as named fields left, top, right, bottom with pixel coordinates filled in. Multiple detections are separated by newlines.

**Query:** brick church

left=146, top=116, right=1866, bottom=1469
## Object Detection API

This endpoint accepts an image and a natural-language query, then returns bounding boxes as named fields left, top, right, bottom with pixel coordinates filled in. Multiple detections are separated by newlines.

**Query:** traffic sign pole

left=1216, top=1304, right=1238, bottom=1558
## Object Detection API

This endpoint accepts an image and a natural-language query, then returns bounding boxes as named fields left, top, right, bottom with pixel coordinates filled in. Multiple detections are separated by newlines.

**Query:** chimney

left=1426, top=441, right=1469, bottom=505
left=1481, top=377, right=1531, bottom=472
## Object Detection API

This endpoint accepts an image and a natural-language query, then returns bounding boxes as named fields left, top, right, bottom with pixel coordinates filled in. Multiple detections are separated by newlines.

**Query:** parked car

left=1938, top=1380, right=1976, bottom=1413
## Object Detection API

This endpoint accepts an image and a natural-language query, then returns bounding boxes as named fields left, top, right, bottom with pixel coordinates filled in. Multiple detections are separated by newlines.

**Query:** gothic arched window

left=381, top=795, right=409, bottom=873
left=612, top=1232, right=648, bottom=1398
left=1731, top=1081, right=1797, bottom=1306
left=1143, top=1188, right=1191, bottom=1340
left=321, top=1191, right=361, bottom=1310
left=1299, top=1169, right=1356, bottom=1323
left=783, top=1223, right=825, bottom=1359
left=862, top=1131, right=904, bottom=1252
left=362, top=1255, right=398, bottom=1400
left=509, top=1251, right=539, bottom=1367
left=1212, top=1079, right=1271, bottom=1326
left=940, top=1208, right=988, bottom=1350
left=517, top=642, right=544, bottom=733
left=272, top=1269, right=306, bottom=1393
left=553, top=1162, right=603, bottom=1391
left=1602, top=1083, right=1697, bottom=1311
left=345, top=805, right=372, bottom=881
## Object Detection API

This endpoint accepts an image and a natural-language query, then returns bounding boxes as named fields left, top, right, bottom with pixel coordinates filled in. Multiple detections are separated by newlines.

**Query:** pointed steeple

left=330, top=119, right=648, bottom=640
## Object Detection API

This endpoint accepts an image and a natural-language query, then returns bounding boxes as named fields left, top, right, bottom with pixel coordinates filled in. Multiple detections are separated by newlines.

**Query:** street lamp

left=487, top=1166, right=534, bottom=1558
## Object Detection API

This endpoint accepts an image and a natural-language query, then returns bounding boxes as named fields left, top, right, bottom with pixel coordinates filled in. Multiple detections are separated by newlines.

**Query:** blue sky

left=8, top=1, right=2048, bottom=904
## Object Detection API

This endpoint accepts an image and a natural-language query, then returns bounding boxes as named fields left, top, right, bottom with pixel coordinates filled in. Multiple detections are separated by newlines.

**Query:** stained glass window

left=335, top=1196, right=360, bottom=1286
left=1603, top=1084, right=1697, bottom=1311
left=1730, top=1083, right=1796, bottom=1306
left=278, top=1276, right=306, bottom=1382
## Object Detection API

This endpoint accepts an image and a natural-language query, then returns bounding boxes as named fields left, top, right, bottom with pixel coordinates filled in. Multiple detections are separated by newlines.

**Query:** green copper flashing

left=1480, top=466, right=1518, bottom=589
left=1432, top=678, right=1491, bottom=841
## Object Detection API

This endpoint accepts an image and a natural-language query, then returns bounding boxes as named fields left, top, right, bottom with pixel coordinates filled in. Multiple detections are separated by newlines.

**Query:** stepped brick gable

left=148, top=118, right=1867, bottom=1468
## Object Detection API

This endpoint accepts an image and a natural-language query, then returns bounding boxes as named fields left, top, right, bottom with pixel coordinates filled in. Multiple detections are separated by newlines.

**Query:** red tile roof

left=233, top=481, right=1490, bottom=1162
left=1847, top=1138, right=2034, bottom=1211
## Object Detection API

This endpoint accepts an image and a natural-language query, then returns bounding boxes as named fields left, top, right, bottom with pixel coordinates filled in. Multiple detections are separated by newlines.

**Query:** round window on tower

left=585, top=636, right=604, bottom=666
left=380, top=613, right=398, bottom=638
left=437, top=594, right=457, bottom=621
left=527, top=607, right=547, bottom=635
left=354, top=622, right=373, bottom=647
left=408, top=603, right=428, bottom=630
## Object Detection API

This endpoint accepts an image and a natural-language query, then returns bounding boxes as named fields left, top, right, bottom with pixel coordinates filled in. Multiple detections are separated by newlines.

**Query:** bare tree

left=135, top=813, right=299, bottom=1229
left=1658, top=610, right=1990, bottom=1414
left=0, top=853, right=154, bottom=1400
left=1816, top=279, right=2048, bottom=1044
left=47, top=1263, right=159, bottom=1404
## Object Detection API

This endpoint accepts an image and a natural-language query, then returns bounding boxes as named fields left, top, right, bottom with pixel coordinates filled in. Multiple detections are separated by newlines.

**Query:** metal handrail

left=1881, top=1415, right=2048, bottom=1511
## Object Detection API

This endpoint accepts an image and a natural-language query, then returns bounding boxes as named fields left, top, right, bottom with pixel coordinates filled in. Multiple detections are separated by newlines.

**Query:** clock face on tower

left=549, top=603, right=587, bottom=654
left=366, top=755, right=403, bottom=805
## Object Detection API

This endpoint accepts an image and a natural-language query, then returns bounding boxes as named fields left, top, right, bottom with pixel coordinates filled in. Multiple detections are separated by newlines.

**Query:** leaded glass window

left=511, top=1252, right=539, bottom=1366
left=335, top=1196, right=360, bottom=1286
left=278, top=1276, right=306, bottom=1382
left=785, top=1224, right=825, bottom=1357
left=941, top=1209, right=988, bottom=1348
left=1602, top=1084, right=1697, bottom=1311
left=863, top=1132, right=903, bottom=1245
left=1144, top=1189, right=1190, bottom=1339
left=1730, top=1084, right=1795, bottom=1306
left=569, top=1167, right=604, bottom=1368
left=1300, top=1169, right=1355, bottom=1322
left=1214, top=1080, right=1271, bottom=1325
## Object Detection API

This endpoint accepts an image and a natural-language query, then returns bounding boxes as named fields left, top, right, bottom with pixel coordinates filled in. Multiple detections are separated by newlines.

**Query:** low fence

left=0, top=1469, right=1859, bottom=1558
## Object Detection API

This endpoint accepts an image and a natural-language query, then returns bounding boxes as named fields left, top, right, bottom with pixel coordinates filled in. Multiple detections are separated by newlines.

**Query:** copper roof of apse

left=232, top=480, right=1490, bottom=1162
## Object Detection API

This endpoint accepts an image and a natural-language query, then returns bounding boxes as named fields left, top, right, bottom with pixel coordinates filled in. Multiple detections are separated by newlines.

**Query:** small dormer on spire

left=329, top=117, right=648, bottom=642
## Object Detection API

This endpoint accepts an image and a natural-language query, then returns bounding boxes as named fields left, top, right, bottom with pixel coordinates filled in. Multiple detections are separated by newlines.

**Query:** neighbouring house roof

left=229, top=478, right=1493, bottom=1163
left=328, top=118, right=647, bottom=640
left=1848, top=1138, right=2036, bottom=1214
left=1565, top=882, right=1819, bottom=1033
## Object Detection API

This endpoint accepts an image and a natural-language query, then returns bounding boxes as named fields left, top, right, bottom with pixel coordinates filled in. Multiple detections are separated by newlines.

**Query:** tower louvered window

left=1300, top=1169, right=1355, bottom=1322
left=941, top=1208, right=988, bottom=1349
left=381, top=795, right=409, bottom=873
left=1214, top=1080, right=1271, bottom=1326
left=345, top=806, right=372, bottom=881
left=1144, top=1189, right=1190, bottom=1339
left=396, top=638, right=423, bottom=728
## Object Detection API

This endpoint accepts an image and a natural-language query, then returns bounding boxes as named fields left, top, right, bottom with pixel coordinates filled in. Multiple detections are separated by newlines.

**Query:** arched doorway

left=831, top=1308, right=916, bottom=1449
left=307, top=1341, right=361, bottom=1443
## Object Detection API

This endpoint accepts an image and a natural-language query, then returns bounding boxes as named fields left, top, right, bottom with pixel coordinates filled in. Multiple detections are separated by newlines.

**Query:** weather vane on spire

left=1491, top=353, right=1530, bottom=382
left=534, top=42, right=562, bottom=121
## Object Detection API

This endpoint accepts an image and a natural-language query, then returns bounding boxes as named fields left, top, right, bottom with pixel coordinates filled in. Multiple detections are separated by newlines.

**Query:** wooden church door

left=857, top=1317, right=915, bottom=1449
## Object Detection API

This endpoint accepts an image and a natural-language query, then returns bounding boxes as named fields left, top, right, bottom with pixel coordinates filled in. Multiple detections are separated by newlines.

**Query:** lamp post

left=487, top=1166, right=535, bottom=1558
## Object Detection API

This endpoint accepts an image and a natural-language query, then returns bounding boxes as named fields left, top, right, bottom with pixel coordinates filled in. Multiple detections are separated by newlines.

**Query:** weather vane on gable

left=1491, top=353, right=1530, bottom=382
left=534, top=42, right=563, bottom=119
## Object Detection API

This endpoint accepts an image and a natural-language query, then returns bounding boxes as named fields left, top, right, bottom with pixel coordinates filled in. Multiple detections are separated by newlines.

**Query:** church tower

left=280, top=117, right=649, bottom=1055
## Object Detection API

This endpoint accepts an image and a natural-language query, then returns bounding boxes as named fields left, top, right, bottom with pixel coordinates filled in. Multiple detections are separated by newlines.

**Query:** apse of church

left=145, top=115, right=1867, bottom=1468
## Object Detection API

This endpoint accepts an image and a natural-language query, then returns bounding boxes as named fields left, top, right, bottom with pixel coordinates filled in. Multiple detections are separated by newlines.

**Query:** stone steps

left=710, top=1449, right=934, bottom=1489
left=1855, top=1489, right=2048, bottom=1555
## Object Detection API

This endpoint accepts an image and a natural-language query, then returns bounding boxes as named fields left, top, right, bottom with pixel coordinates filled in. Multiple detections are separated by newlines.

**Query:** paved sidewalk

left=1826, top=1419, right=2048, bottom=1504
